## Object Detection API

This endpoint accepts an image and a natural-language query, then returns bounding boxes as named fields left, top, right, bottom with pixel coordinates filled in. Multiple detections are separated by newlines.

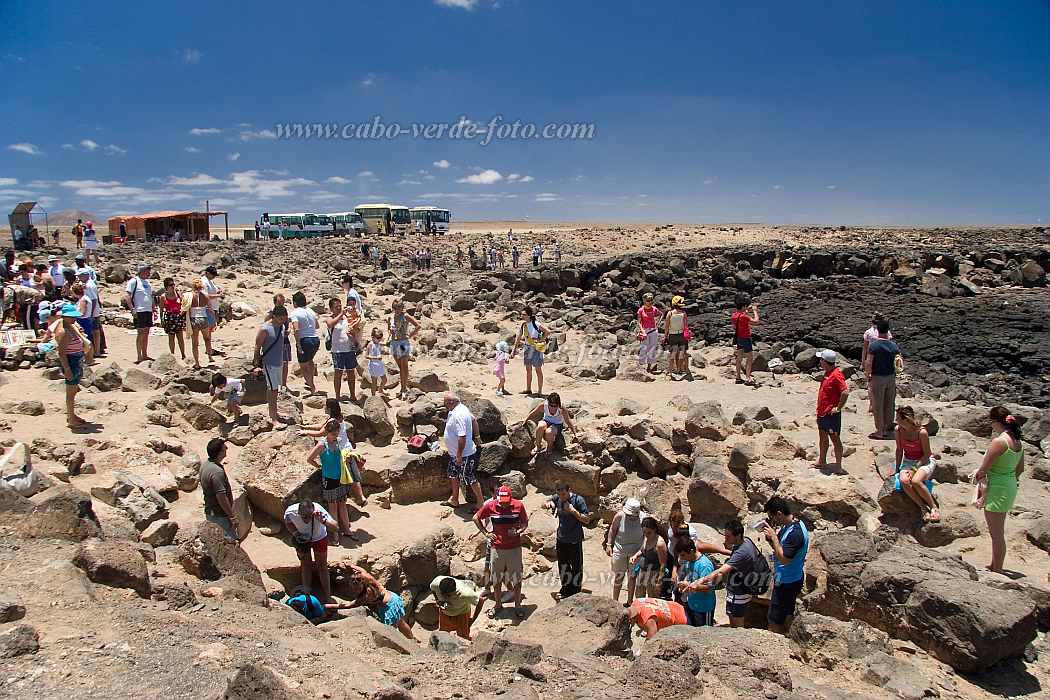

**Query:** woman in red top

left=636, top=293, right=662, bottom=372
left=730, top=294, right=760, bottom=385
left=893, top=406, right=939, bottom=522
left=159, top=277, right=187, bottom=361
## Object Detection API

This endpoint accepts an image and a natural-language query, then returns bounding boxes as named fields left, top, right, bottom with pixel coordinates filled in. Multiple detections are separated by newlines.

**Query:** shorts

left=726, top=597, right=752, bottom=619
left=206, top=308, right=218, bottom=328
left=685, top=608, right=715, bottom=627
left=735, top=337, right=753, bottom=353
left=206, top=512, right=238, bottom=542
left=332, top=351, right=358, bottom=371
left=390, top=339, right=412, bottom=359
left=447, top=450, right=480, bottom=486
left=134, top=311, right=154, bottom=329
left=523, top=347, right=544, bottom=367
left=65, top=352, right=84, bottom=386
left=226, top=396, right=242, bottom=412
left=294, top=536, right=329, bottom=559
left=490, top=547, right=523, bottom=584
left=77, top=317, right=95, bottom=338
left=542, top=419, right=564, bottom=436
left=371, top=593, right=407, bottom=627
left=297, top=336, right=320, bottom=363
left=817, top=412, right=842, bottom=434
left=438, top=610, right=472, bottom=639
left=262, top=364, right=283, bottom=391
left=666, top=332, right=686, bottom=348
left=899, top=457, right=936, bottom=481
left=321, top=476, right=350, bottom=503
left=610, top=546, right=637, bottom=574
left=768, top=578, right=804, bottom=625
left=161, top=311, right=185, bottom=335
left=283, top=339, right=292, bottom=363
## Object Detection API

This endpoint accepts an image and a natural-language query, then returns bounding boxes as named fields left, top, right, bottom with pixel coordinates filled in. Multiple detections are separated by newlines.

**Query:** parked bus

left=354, top=203, right=412, bottom=236
left=260, top=212, right=331, bottom=239
left=410, top=206, right=451, bottom=234
left=328, top=211, right=365, bottom=236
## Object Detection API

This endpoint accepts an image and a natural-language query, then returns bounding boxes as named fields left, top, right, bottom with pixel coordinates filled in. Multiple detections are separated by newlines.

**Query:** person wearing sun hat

left=662, top=295, right=691, bottom=380
left=55, top=302, right=90, bottom=428
left=606, top=497, right=645, bottom=605
left=814, top=349, right=849, bottom=470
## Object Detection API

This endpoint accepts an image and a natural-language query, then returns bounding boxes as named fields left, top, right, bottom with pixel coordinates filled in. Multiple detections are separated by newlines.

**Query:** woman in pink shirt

left=636, top=293, right=661, bottom=372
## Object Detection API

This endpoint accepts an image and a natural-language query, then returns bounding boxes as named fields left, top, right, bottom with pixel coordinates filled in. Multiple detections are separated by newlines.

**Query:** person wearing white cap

left=47, top=256, right=65, bottom=291
left=605, top=497, right=645, bottom=605
left=125, top=262, right=155, bottom=364
left=815, top=349, right=849, bottom=470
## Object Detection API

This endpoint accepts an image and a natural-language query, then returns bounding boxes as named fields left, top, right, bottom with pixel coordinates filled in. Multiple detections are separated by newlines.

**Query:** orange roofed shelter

left=107, top=210, right=229, bottom=242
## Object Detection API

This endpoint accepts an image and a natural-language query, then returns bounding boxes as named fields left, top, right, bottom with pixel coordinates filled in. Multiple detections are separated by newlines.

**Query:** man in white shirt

left=284, top=500, right=337, bottom=600
left=47, top=256, right=65, bottom=290
left=77, top=268, right=103, bottom=358
left=443, top=394, right=483, bottom=509
left=201, top=265, right=224, bottom=346
left=124, top=262, right=155, bottom=363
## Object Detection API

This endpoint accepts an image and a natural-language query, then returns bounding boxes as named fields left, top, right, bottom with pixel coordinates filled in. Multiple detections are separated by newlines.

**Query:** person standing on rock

left=55, top=302, right=89, bottom=428
left=473, top=485, right=528, bottom=620
left=548, top=483, right=592, bottom=601
left=525, top=392, right=577, bottom=453
left=662, top=295, right=690, bottom=379
left=692, top=518, right=766, bottom=628
left=253, top=305, right=290, bottom=423
left=430, top=575, right=486, bottom=640
left=76, top=268, right=104, bottom=359
left=185, top=280, right=213, bottom=369
left=673, top=539, right=716, bottom=626
left=159, top=277, right=187, bottom=361
left=326, top=297, right=360, bottom=403
left=304, top=399, right=367, bottom=506
left=630, top=517, right=668, bottom=598
left=267, top=294, right=293, bottom=393
left=82, top=221, right=99, bottom=263
left=814, top=350, right=849, bottom=470
left=974, top=407, right=1026, bottom=573
left=201, top=266, right=224, bottom=340
left=200, top=437, right=240, bottom=542
left=606, top=498, right=644, bottom=605
left=307, top=419, right=359, bottom=542
left=511, top=244, right=519, bottom=268
left=289, top=292, right=320, bottom=395
left=636, top=293, right=662, bottom=372
left=284, top=500, right=336, bottom=601
left=124, top=262, right=156, bottom=364
left=340, top=272, right=366, bottom=317
left=761, top=496, right=809, bottom=634
left=388, top=299, right=421, bottom=399
left=891, top=406, right=939, bottom=523
left=867, top=319, right=901, bottom=440
left=443, top=394, right=484, bottom=509
left=511, top=306, right=549, bottom=396
left=731, top=294, right=760, bottom=385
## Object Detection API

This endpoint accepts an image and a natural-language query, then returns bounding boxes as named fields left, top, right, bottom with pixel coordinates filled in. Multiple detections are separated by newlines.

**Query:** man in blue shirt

left=867, top=319, right=901, bottom=440
left=673, top=539, right=716, bottom=626
left=548, top=484, right=592, bottom=600
left=761, top=496, right=810, bottom=633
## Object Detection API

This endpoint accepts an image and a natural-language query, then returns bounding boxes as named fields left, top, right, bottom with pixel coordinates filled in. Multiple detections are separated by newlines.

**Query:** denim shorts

left=390, top=339, right=411, bottom=359
left=65, top=352, right=84, bottom=386
left=332, top=350, right=358, bottom=371
left=297, top=336, right=320, bottom=363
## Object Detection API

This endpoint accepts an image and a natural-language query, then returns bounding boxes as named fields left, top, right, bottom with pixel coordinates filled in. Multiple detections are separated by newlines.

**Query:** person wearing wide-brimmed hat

left=55, top=302, right=90, bottom=428
left=605, top=497, right=645, bottom=605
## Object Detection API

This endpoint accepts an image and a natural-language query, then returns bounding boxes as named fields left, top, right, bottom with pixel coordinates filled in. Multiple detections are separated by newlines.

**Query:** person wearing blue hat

left=55, top=302, right=90, bottom=428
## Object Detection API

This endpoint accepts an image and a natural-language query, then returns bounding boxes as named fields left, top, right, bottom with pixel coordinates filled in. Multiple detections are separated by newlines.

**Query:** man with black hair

left=867, top=319, right=901, bottom=440
left=761, top=496, right=810, bottom=633
left=548, top=483, right=592, bottom=600
left=200, top=438, right=239, bottom=542
left=430, top=575, right=486, bottom=640
left=673, top=539, right=716, bottom=626
left=693, top=518, right=765, bottom=627
left=254, top=306, right=290, bottom=423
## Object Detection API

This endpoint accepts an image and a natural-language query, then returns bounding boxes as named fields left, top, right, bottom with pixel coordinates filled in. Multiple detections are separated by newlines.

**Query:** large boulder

left=771, top=472, right=876, bottom=527
left=183, top=400, right=224, bottom=431
left=633, top=436, right=680, bottom=477
left=527, top=453, right=600, bottom=500
left=686, top=456, right=745, bottom=526
left=239, top=443, right=320, bottom=521
left=0, top=625, right=39, bottom=659
left=367, top=451, right=450, bottom=505
left=1026, top=516, right=1050, bottom=553
left=221, top=663, right=308, bottom=700
left=787, top=610, right=889, bottom=670
left=684, top=401, right=730, bottom=441
left=511, top=594, right=631, bottom=657
left=6, top=485, right=102, bottom=541
left=177, top=522, right=263, bottom=586
left=362, top=395, right=395, bottom=445
left=72, top=538, right=151, bottom=598
left=399, top=525, right=454, bottom=587
left=461, top=394, right=506, bottom=440
left=468, top=631, right=543, bottom=666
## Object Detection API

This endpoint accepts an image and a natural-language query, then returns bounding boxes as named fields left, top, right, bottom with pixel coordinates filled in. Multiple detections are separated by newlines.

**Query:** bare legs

left=985, top=510, right=1007, bottom=572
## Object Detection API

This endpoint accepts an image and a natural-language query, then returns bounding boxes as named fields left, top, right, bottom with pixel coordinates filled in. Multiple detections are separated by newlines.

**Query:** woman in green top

left=974, top=406, right=1026, bottom=573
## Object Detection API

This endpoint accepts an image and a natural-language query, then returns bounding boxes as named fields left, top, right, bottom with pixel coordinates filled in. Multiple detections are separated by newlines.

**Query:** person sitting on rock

left=283, top=500, right=336, bottom=601
left=525, top=392, right=576, bottom=454
left=628, top=597, right=687, bottom=639
left=342, top=562, right=419, bottom=642
left=892, top=406, right=939, bottom=522
left=210, top=373, right=244, bottom=423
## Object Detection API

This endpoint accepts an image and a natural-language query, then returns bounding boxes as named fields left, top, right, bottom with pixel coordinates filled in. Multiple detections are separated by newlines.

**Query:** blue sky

left=1, top=0, right=1048, bottom=225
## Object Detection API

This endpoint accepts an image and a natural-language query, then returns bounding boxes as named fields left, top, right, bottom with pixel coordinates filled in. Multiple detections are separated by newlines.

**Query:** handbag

left=522, top=322, right=547, bottom=354
left=683, top=326, right=692, bottom=342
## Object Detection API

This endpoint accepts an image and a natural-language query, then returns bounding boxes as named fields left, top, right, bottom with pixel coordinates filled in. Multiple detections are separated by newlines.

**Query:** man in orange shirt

left=628, top=597, right=688, bottom=639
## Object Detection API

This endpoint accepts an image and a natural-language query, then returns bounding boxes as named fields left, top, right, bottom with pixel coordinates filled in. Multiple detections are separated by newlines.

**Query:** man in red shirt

left=731, top=294, right=760, bottom=385
left=473, top=486, right=529, bottom=619
left=815, top=349, right=849, bottom=470
left=628, top=597, right=688, bottom=639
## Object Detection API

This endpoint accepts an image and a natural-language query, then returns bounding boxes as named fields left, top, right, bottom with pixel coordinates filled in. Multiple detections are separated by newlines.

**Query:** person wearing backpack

left=761, top=496, right=810, bottom=634
left=693, top=518, right=770, bottom=627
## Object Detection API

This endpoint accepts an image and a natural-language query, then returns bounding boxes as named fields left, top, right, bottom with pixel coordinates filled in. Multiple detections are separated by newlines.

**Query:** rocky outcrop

left=72, top=538, right=151, bottom=598
left=510, top=594, right=631, bottom=657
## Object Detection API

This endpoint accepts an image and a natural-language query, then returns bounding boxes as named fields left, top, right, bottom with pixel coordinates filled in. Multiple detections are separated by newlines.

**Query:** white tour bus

left=410, top=206, right=451, bottom=234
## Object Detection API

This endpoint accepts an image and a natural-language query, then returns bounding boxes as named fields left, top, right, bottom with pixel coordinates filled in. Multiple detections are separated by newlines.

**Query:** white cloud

left=307, top=192, right=343, bottom=202
left=60, top=179, right=121, bottom=189
left=360, top=73, right=376, bottom=88
left=61, top=143, right=75, bottom=150
left=518, top=175, right=534, bottom=183
left=226, top=170, right=316, bottom=199
left=703, top=178, right=716, bottom=185
left=433, top=159, right=451, bottom=169
left=184, top=146, right=201, bottom=153
left=535, top=192, right=561, bottom=202
left=190, top=128, right=221, bottom=136
left=505, top=173, right=535, bottom=184
left=398, top=180, right=423, bottom=186
left=0, top=178, right=17, bottom=187
left=168, top=173, right=222, bottom=187
left=435, top=0, right=477, bottom=8
left=227, top=152, right=241, bottom=162
left=357, top=170, right=376, bottom=178
left=825, top=184, right=838, bottom=190
left=181, top=48, right=202, bottom=64
left=80, top=139, right=99, bottom=151
left=772, top=184, right=783, bottom=190
left=240, top=129, right=277, bottom=141
left=326, top=176, right=351, bottom=184
left=104, top=144, right=127, bottom=156
left=8, top=143, right=41, bottom=156
left=457, top=169, right=503, bottom=185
